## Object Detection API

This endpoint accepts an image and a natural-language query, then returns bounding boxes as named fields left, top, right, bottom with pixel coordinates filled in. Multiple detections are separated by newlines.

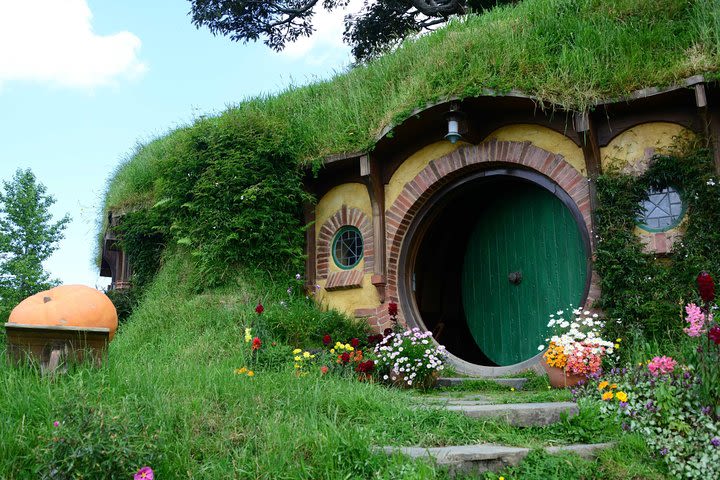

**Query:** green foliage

left=594, top=144, right=720, bottom=351
left=104, top=286, right=142, bottom=324
left=0, top=169, right=69, bottom=320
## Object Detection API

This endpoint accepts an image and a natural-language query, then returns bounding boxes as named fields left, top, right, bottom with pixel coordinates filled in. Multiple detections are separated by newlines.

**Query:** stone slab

left=381, top=442, right=614, bottom=475
left=440, top=401, right=578, bottom=427
left=437, top=377, right=528, bottom=390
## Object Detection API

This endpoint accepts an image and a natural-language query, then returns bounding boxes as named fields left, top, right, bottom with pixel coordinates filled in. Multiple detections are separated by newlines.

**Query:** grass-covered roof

left=102, top=0, right=720, bottom=230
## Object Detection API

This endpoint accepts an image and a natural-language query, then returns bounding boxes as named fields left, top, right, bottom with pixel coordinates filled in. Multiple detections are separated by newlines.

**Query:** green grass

left=0, top=254, right=667, bottom=478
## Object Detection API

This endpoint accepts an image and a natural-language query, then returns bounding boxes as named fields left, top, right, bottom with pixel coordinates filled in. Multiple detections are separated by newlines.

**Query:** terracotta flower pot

left=542, top=362, right=586, bottom=388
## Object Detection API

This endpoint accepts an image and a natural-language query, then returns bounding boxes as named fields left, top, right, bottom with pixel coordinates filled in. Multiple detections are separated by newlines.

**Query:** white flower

left=295, top=273, right=301, bottom=280
left=538, top=344, right=545, bottom=351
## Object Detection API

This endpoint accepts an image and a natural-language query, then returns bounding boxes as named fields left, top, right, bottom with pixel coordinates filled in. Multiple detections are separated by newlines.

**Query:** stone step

left=416, top=394, right=491, bottom=406
left=428, top=401, right=579, bottom=427
left=437, top=377, right=528, bottom=390
left=381, top=442, right=614, bottom=475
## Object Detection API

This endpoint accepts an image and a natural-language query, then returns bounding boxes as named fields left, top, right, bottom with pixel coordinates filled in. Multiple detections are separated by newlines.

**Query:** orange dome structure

left=8, top=285, right=118, bottom=340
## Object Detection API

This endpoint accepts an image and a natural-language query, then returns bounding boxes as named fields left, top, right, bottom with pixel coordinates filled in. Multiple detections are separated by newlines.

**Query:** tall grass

left=1, top=254, right=646, bottom=479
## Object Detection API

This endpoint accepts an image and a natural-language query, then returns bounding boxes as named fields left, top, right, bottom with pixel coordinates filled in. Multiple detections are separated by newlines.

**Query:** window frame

left=331, top=226, right=364, bottom=270
left=636, top=184, right=686, bottom=233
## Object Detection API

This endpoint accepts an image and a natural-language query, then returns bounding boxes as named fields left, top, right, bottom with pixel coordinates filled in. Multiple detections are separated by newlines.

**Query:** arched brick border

left=376, top=139, right=595, bottom=329
left=316, top=205, right=374, bottom=280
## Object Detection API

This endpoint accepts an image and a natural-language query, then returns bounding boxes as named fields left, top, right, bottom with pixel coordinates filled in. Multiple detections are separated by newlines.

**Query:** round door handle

left=508, top=271, right=522, bottom=285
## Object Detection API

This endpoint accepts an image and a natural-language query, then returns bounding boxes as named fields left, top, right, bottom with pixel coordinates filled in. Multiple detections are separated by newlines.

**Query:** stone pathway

left=380, top=392, right=608, bottom=475
left=437, top=377, right=528, bottom=389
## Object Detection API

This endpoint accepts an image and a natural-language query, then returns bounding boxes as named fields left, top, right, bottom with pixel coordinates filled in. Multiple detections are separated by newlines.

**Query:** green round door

left=461, top=182, right=588, bottom=366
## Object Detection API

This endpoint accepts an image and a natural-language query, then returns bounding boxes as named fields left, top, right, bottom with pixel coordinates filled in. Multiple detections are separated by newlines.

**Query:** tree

left=188, top=0, right=516, bottom=61
left=0, top=169, right=70, bottom=319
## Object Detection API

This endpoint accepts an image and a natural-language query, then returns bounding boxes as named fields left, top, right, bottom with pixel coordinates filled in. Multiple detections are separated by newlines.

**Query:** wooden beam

left=575, top=111, right=602, bottom=251
left=303, top=195, right=317, bottom=289
left=360, top=155, right=387, bottom=302
left=695, top=84, right=720, bottom=175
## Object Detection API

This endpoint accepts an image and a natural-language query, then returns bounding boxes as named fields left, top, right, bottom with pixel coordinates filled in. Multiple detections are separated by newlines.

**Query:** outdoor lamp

left=444, top=103, right=467, bottom=144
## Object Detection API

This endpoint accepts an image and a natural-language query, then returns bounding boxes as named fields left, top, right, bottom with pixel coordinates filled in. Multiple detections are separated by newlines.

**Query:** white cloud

left=277, top=0, right=366, bottom=66
left=0, top=0, right=146, bottom=89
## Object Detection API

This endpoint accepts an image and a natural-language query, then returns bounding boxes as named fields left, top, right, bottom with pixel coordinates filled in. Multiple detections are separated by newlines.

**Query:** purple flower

left=53, top=421, right=60, bottom=427
left=712, top=437, right=720, bottom=447
left=621, top=422, right=630, bottom=431
left=134, top=467, right=154, bottom=480
left=660, top=448, right=669, bottom=456
left=702, top=406, right=712, bottom=415
left=619, top=402, right=628, bottom=409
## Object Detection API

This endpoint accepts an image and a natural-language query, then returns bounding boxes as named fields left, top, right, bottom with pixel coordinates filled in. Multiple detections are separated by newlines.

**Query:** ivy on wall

left=595, top=141, right=720, bottom=347
left=115, top=112, right=312, bottom=291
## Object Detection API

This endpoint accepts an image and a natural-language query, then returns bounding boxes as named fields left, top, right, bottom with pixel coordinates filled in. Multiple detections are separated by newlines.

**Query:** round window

left=332, top=226, right=363, bottom=269
left=637, top=185, right=685, bottom=232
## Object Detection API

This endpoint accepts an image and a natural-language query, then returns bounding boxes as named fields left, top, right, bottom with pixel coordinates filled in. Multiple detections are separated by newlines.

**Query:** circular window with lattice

left=637, top=185, right=685, bottom=232
left=332, top=226, right=364, bottom=269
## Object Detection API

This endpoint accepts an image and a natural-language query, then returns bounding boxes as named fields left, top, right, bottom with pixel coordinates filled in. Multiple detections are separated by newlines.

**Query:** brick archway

left=380, top=139, right=594, bottom=328
left=316, top=205, right=374, bottom=282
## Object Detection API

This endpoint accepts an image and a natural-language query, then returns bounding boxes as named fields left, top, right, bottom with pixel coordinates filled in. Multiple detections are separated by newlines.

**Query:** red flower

left=350, top=337, right=359, bottom=348
left=355, top=360, right=375, bottom=373
left=388, top=302, right=398, bottom=317
left=252, top=337, right=262, bottom=350
left=709, top=326, right=720, bottom=345
left=698, top=272, right=716, bottom=303
left=383, top=328, right=393, bottom=337
left=320, top=366, right=329, bottom=375
left=339, top=352, right=350, bottom=364
left=322, top=334, right=332, bottom=346
left=255, top=303, right=264, bottom=315
left=367, top=334, right=383, bottom=345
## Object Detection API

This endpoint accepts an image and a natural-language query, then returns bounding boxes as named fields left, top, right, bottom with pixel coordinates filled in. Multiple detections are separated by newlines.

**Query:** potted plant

left=539, top=307, right=617, bottom=388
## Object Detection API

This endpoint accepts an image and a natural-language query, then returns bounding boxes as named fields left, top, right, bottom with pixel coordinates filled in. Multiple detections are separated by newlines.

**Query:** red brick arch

left=316, top=205, right=374, bottom=282
left=381, top=139, right=593, bottom=327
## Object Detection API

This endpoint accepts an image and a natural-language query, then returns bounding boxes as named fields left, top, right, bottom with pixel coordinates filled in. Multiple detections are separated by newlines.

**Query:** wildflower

left=252, top=337, right=262, bottom=351
left=286, top=287, right=292, bottom=295
left=247, top=370, right=255, bottom=377
left=320, top=366, right=329, bottom=375
left=53, top=421, right=60, bottom=427
left=616, top=391, right=628, bottom=402
left=647, top=356, right=677, bottom=376
left=602, top=391, right=614, bottom=401
left=598, top=381, right=609, bottom=390
left=660, top=448, right=668, bottom=456
left=295, top=273, right=301, bottom=280
left=698, top=271, right=715, bottom=303
left=303, top=351, right=311, bottom=358
left=244, top=328, right=252, bottom=343
left=510, top=387, right=515, bottom=392
left=234, top=367, right=248, bottom=375
left=323, top=334, right=332, bottom=345
left=712, top=437, right=720, bottom=447
left=134, top=467, right=154, bottom=480
left=255, top=303, right=264, bottom=315
left=293, top=348, right=302, bottom=354
left=610, top=383, right=618, bottom=390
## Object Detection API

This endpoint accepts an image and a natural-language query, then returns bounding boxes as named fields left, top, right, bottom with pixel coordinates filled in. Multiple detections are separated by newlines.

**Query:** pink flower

left=320, top=366, right=329, bottom=375
left=134, top=467, right=154, bottom=480
left=684, top=303, right=710, bottom=337
left=53, top=421, right=60, bottom=427
left=647, top=356, right=677, bottom=376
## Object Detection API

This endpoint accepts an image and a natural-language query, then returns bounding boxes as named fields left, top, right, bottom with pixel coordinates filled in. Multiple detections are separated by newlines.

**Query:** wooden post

left=360, top=155, right=387, bottom=302
left=303, top=197, right=317, bottom=290
left=575, top=111, right=602, bottom=251
left=695, top=83, right=720, bottom=175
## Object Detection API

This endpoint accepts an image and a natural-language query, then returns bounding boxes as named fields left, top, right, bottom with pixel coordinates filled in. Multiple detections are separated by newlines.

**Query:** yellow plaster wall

left=601, top=122, right=695, bottom=174
left=385, top=141, right=468, bottom=207
left=315, top=274, right=380, bottom=317
left=485, top=124, right=587, bottom=176
left=315, top=183, right=378, bottom=314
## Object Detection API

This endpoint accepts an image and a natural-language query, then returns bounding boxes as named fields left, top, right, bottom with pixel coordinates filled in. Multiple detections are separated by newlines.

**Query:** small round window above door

left=332, top=226, right=364, bottom=269
left=637, top=186, right=685, bottom=232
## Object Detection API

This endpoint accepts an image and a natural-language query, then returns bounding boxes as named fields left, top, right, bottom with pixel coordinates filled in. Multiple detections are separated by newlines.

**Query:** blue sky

left=0, top=0, right=360, bottom=288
